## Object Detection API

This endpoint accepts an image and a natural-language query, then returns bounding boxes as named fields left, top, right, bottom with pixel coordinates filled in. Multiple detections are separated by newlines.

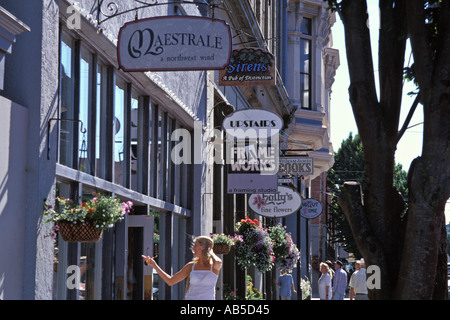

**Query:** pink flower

left=252, top=195, right=266, bottom=209
left=51, top=232, right=57, bottom=239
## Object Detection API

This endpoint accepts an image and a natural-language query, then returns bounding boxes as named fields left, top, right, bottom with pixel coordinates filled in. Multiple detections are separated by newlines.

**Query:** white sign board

left=278, top=157, right=314, bottom=176
left=300, top=198, right=323, bottom=219
left=222, top=109, right=283, bottom=139
left=118, top=16, right=232, bottom=71
left=249, top=186, right=302, bottom=218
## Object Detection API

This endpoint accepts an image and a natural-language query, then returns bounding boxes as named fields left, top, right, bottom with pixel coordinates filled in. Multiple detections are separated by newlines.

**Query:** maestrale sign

left=117, top=16, right=232, bottom=71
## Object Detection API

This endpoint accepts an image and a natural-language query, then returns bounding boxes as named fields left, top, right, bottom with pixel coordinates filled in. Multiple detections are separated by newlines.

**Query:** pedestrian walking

left=349, top=259, right=369, bottom=300
left=318, top=262, right=332, bottom=300
left=274, top=269, right=297, bottom=300
left=332, top=260, right=347, bottom=300
left=142, top=235, right=222, bottom=300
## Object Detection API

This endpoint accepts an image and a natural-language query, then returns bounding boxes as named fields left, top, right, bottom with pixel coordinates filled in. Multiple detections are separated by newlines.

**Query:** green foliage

left=327, top=133, right=408, bottom=256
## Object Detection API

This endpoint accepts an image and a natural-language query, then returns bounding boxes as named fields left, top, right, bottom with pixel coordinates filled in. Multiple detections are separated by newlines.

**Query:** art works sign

left=219, top=48, right=276, bottom=86
left=118, top=16, right=232, bottom=71
left=249, top=186, right=302, bottom=218
left=224, top=109, right=283, bottom=194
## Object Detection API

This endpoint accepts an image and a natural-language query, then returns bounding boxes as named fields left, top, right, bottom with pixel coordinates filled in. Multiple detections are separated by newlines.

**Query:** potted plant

left=234, top=216, right=274, bottom=272
left=210, top=233, right=242, bottom=255
left=44, top=193, right=133, bottom=242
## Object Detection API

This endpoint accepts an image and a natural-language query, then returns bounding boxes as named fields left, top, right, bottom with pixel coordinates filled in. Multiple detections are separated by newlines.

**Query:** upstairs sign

left=118, top=16, right=232, bottom=72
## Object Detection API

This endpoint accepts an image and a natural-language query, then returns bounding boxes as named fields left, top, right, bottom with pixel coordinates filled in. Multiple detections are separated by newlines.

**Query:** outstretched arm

left=142, top=255, right=192, bottom=286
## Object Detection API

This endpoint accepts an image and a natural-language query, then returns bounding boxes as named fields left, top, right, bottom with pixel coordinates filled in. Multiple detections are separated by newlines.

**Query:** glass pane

left=79, top=48, right=92, bottom=173
left=300, top=74, right=310, bottom=109
left=300, top=39, right=310, bottom=74
left=152, top=212, right=160, bottom=299
left=301, top=17, right=312, bottom=35
left=157, top=111, right=163, bottom=199
left=80, top=188, right=100, bottom=300
left=114, top=82, right=125, bottom=186
left=79, top=242, right=97, bottom=300
left=127, top=227, right=144, bottom=300
left=130, top=95, right=139, bottom=191
left=95, top=65, right=104, bottom=178
left=59, top=33, right=75, bottom=167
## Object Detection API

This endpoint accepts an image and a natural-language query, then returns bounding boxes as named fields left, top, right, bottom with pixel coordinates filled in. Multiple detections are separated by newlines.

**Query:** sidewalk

left=311, top=293, right=350, bottom=300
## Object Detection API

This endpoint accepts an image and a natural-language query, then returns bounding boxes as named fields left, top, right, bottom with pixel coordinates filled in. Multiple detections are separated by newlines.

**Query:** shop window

left=114, top=80, right=126, bottom=186
left=300, top=17, right=312, bottom=110
left=79, top=47, right=94, bottom=174
left=130, top=95, right=139, bottom=191
left=59, top=33, right=75, bottom=167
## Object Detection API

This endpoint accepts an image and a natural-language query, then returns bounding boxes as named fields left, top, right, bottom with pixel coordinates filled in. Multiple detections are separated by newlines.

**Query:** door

left=127, top=215, right=154, bottom=300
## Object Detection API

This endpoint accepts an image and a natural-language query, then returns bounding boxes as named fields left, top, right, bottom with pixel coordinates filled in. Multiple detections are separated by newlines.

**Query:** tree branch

left=405, top=0, right=434, bottom=93
left=378, top=0, right=408, bottom=134
left=337, top=182, right=380, bottom=261
left=396, top=93, right=421, bottom=144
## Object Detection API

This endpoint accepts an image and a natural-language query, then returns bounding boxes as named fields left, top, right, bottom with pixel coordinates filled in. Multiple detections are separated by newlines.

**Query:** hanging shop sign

left=222, top=109, right=283, bottom=139
left=278, top=156, right=314, bottom=176
left=249, top=186, right=302, bottom=217
left=227, top=173, right=278, bottom=194
left=227, top=143, right=278, bottom=193
left=219, top=48, right=276, bottom=86
left=300, top=198, right=323, bottom=219
left=117, top=16, right=232, bottom=71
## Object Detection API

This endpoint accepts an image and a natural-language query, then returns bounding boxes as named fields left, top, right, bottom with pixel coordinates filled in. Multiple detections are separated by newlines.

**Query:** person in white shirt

left=142, top=236, right=222, bottom=300
left=318, top=262, right=333, bottom=300
left=349, top=259, right=369, bottom=300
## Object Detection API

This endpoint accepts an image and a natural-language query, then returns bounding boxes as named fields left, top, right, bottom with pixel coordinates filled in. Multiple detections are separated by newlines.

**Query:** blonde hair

left=191, top=236, right=214, bottom=264
left=320, top=262, right=333, bottom=278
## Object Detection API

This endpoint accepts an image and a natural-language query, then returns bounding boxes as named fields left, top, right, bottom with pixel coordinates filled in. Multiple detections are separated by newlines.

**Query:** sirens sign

left=219, top=48, right=276, bottom=86
left=117, top=16, right=232, bottom=71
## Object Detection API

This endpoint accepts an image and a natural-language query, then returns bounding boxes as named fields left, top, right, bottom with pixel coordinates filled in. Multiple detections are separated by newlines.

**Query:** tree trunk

left=335, top=0, right=450, bottom=299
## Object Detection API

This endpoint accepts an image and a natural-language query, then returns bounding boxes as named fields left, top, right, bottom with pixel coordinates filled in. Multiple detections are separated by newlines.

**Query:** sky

left=328, top=2, right=449, bottom=224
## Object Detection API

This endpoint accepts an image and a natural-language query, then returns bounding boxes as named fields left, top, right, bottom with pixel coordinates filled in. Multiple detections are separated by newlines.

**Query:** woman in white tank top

left=142, top=236, right=222, bottom=300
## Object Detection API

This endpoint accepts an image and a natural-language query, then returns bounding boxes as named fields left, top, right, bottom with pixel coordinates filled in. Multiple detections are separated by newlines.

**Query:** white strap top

left=184, top=263, right=218, bottom=300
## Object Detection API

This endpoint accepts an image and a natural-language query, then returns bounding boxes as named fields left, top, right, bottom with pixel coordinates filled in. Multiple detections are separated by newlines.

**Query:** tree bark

left=335, top=0, right=449, bottom=299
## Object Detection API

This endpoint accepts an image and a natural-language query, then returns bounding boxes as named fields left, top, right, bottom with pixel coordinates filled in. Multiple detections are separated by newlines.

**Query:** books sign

left=118, top=16, right=232, bottom=71
left=249, top=186, right=302, bottom=218
left=278, top=157, right=314, bottom=176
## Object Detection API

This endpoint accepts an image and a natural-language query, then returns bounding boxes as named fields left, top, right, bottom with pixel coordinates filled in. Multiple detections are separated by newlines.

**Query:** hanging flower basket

left=210, top=233, right=242, bottom=255
left=43, top=193, right=133, bottom=242
left=234, top=217, right=275, bottom=272
left=213, top=243, right=232, bottom=255
left=57, top=220, right=103, bottom=242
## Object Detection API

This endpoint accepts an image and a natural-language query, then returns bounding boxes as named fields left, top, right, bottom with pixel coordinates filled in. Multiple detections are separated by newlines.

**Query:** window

left=79, top=47, right=94, bottom=174
left=300, top=17, right=312, bottom=110
left=130, top=94, right=139, bottom=191
left=59, top=33, right=75, bottom=167
left=114, top=79, right=126, bottom=186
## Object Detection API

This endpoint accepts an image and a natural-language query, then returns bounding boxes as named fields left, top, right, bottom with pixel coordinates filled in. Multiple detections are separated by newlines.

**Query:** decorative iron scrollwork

left=96, top=0, right=218, bottom=25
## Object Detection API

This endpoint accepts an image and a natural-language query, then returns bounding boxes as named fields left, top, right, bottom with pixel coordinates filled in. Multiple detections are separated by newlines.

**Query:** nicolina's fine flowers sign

left=117, top=16, right=232, bottom=71
left=248, top=186, right=302, bottom=218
